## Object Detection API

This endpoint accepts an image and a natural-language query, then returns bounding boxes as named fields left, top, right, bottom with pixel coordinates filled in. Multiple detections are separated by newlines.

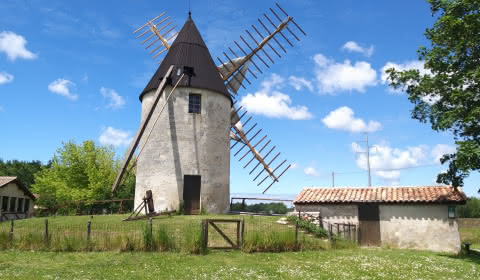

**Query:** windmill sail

left=218, top=2, right=305, bottom=193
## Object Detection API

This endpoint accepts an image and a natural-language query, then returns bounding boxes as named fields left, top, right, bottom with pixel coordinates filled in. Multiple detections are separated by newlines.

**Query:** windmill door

left=358, top=204, right=381, bottom=246
left=183, top=175, right=201, bottom=215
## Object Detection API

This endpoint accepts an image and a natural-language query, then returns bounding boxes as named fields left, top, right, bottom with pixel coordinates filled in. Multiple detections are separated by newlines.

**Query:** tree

left=387, top=0, right=480, bottom=189
left=0, top=159, right=47, bottom=189
left=32, top=140, right=135, bottom=213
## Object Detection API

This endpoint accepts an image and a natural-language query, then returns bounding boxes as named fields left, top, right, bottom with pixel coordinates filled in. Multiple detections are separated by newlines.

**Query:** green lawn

left=0, top=249, right=479, bottom=279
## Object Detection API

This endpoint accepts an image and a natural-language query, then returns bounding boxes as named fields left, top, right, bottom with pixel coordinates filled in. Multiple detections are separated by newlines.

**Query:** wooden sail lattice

left=133, top=12, right=179, bottom=64
left=220, top=3, right=305, bottom=193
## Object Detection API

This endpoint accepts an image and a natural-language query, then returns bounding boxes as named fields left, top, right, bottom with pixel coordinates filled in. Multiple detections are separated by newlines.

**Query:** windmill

left=112, top=3, right=305, bottom=215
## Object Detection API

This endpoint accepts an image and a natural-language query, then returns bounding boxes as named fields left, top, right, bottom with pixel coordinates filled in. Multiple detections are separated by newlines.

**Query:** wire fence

left=0, top=214, right=333, bottom=253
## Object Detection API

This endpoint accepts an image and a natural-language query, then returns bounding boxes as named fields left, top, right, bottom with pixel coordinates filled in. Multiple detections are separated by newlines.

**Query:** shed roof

left=0, top=176, right=36, bottom=200
left=294, top=186, right=467, bottom=205
left=140, top=14, right=231, bottom=101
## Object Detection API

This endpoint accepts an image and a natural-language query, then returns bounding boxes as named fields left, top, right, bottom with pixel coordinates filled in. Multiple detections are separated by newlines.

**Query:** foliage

left=458, top=197, right=480, bottom=218
left=230, top=202, right=291, bottom=214
left=386, top=0, right=480, bottom=189
left=0, top=158, right=47, bottom=189
left=31, top=140, right=135, bottom=214
left=289, top=215, right=329, bottom=238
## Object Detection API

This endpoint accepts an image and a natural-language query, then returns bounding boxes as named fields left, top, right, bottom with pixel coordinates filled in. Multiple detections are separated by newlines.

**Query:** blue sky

left=1, top=0, right=478, bottom=197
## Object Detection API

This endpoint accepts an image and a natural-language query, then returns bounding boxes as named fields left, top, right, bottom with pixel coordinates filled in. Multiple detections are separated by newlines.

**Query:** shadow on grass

left=445, top=250, right=480, bottom=265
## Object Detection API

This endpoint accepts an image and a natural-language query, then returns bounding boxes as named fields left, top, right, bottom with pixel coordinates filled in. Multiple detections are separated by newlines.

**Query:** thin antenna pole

left=366, top=133, right=372, bottom=187
left=355, top=132, right=373, bottom=187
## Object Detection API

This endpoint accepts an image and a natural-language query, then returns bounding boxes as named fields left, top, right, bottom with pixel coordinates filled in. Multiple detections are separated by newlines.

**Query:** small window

left=188, top=94, right=201, bottom=114
left=9, top=197, right=16, bottom=212
left=1, top=196, right=8, bottom=211
left=448, top=205, right=456, bottom=219
left=24, top=199, right=30, bottom=213
left=17, top=198, right=23, bottom=213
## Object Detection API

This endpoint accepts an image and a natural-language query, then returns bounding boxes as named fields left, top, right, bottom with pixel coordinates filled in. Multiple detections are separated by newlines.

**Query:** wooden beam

left=221, top=16, right=293, bottom=81
left=112, top=65, right=174, bottom=193
left=232, top=124, right=278, bottom=182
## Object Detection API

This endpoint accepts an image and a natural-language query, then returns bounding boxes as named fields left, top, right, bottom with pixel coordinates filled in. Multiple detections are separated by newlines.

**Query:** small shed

left=294, top=186, right=467, bottom=253
left=0, top=176, right=35, bottom=221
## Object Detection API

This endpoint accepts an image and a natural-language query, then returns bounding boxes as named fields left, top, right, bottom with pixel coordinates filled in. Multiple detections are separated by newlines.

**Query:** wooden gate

left=202, top=219, right=244, bottom=249
left=358, top=204, right=381, bottom=246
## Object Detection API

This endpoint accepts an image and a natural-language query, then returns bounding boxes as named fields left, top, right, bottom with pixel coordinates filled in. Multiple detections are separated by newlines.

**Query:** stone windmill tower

left=112, top=4, right=305, bottom=215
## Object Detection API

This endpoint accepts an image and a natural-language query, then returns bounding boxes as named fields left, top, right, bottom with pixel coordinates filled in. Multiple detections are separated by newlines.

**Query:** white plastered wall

left=0, top=182, right=34, bottom=221
left=379, top=204, right=461, bottom=254
left=135, top=85, right=231, bottom=213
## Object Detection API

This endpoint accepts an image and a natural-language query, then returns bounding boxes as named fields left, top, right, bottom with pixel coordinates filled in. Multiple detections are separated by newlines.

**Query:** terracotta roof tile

left=294, top=186, right=467, bottom=204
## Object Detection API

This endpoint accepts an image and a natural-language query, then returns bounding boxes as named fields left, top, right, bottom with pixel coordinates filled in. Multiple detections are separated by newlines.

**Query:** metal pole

left=332, top=171, right=335, bottom=187
left=366, top=133, right=372, bottom=187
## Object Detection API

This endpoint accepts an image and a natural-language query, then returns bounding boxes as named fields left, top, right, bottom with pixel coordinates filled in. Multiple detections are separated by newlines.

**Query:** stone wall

left=295, top=203, right=462, bottom=253
left=135, top=85, right=231, bottom=213
left=379, top=204, right=461, bottom=253
left=295, top=204, right=358, bottom=225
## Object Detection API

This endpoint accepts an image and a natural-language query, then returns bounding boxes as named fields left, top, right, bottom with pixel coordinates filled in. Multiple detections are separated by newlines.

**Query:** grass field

left=0, top=249, right=479, bottom=279
left=459, top=227, right=480, bottom=249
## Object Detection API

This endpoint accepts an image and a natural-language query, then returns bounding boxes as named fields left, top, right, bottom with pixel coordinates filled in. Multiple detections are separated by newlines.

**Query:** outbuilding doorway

left=358, top=204, right=381, bottom=246
left=183, top=175, right=201, bottom=215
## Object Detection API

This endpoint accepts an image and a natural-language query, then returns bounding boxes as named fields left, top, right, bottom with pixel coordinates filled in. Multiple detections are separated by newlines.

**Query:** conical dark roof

left=140, top=15, right=230, bottom=101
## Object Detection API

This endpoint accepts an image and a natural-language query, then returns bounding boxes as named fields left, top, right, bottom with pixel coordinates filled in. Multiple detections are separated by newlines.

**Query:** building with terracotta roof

left=0, top=176, right=36, bottom=221
left=293, top=186, right=467, bottom=253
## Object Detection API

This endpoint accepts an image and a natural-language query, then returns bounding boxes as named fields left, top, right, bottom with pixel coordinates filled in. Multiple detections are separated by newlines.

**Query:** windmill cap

left=140, top=15, right=231, bottom=102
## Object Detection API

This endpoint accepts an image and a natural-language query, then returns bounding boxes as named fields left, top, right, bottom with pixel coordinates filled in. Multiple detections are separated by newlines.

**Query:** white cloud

left=0, top=31, right=37, bottom=61
left=288, top=76, right=313, bottom=92
left=304, top=166, right=319, bottom=177
left=341, top=41, right=374, bottom=57
left=48, top=79, right=78, bottom=101
left=314, top=54, right=377, bottom=94
left=352, top=142, right=428, bottom=184
left=99, top=126, right=132, bottom=147
left=322, top=106, right=381, bottom=133
left=290, top=163, right=298, bottom=169
left=0, top=71, right=14, bottom=85
left=240, top=74, right=313, bottom=120
left=431, top=144, right=456, bottom=163
left=100, top=87, right=125, bottom=109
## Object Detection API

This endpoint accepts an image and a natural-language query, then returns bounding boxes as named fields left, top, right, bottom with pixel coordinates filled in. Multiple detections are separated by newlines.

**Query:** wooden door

left=183, top=175, right=201, bottom=215
left=358, top=204, right=381, bottom=246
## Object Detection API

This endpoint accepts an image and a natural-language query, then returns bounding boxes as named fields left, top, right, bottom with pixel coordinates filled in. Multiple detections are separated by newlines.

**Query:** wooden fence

left=299, top=211, right=358, bottom=243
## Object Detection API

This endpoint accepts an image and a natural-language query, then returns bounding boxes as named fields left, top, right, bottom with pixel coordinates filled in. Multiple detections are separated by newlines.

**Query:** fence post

left=327, top=223, right=331, bottom=242
left=44, top=218, right=49, bottom=242
left=9, top=219, right=14, bottom=242
left=201, top=219, right=208, bottom=249
left=241, top=218, right=245, bottom=248
left=87, top=220, right=91, bottom=242
left=295, top=220, right=299, bottom=248
left=149, top=217, right=153, bottom=238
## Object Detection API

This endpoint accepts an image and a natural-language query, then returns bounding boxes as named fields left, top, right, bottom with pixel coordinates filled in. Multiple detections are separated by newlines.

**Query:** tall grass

left=0, top=214, right=326, bottom=253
